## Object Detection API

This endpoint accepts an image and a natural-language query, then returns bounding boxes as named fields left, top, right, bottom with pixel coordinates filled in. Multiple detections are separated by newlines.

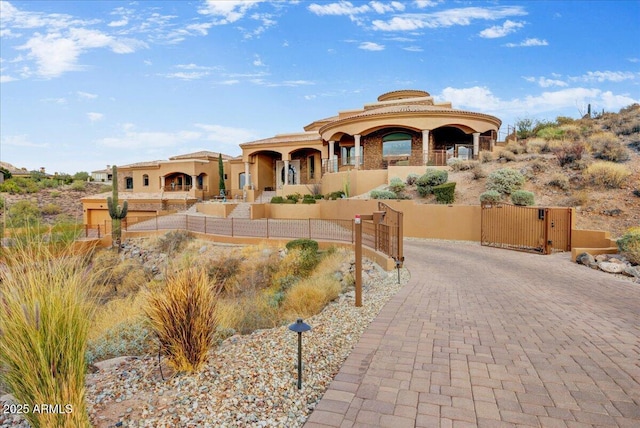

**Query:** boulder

left=597, top=262, right=625, bottom=274
left=624, top=265, right=640, bottom=279
left=576, top=252, right=597, bottom=269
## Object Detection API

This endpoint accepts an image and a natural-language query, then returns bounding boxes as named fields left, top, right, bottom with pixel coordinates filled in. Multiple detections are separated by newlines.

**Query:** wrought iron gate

left=481, top=203, right=572, bottom=254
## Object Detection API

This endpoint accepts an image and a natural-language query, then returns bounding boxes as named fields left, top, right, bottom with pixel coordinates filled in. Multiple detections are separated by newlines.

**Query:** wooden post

left=355, top=215, right=362, bottom=307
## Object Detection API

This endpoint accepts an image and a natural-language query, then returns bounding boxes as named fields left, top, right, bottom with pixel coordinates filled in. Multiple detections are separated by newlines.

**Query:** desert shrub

left=469, top=163, right=486, bottom=180
left=617, top=227, right=640, bottom=265
left=449, top=159, right=478, bottom=172
left=285, top=193, right=301, bottom=203
left=547, top=173, right=570, bottom=190
left=552, top=141, right=586, bottom=167
left=286, top=238, right=319, bottom=253
left=526, top=138, right=549, bottom=154
left=588, top=132, right=630, bottom=162
left=486, top=168, right=525, bottom=195
left=207, top=255, right=242, bottom=291
left=405, top=173, right=419, bottom=185
left=417, top=169, right=448, bottom=187
left=91, top=252, right=150, bottom=298
left=511, top=190, right=535, bottom=206
left=40, top=202, right=62, bottom=215
left=144, top=268, right=219, bottom=373
left=326, top=190, right=345, bottom=200
left=0, top=177, right=39, bottom=194
left=536, top=126, right=564, bottom=140
left=433, top=182, right=456, bottom=204
left=559, top=124, right=583, bottom=141
left=50, top=190, right=61, bottom=198
left=70, top=180, right=86, bottom=191
left=498, top=149, right=516, bottom=162
left=388, top=177, right=406, bottom=193
left=563, top=190, right=589, bottom=207
left=504, top=141, right=526, bottom=154
left=479, top=190, right=502, bottom=204
left=479, top=150, right=493, bottom=163
left=6, top=199, right=41, bottom=227
left=87, top=316, right=152, bottom=365
left=156, top=230, right=194, bottom=254
left=281, top=275, right=341, bottom=319
left=417, top=185, right=432, bottom=197
left=270, top=196, right=284, bottom=204
left=0, top=196, right=4, bottom=211
left=583, top=161, right=631, bottom=188
left=0, top=241, right=94, bottom=427
left=371, top=189, right=397, bottom=199
left=301, top=194, right=316, bottom=204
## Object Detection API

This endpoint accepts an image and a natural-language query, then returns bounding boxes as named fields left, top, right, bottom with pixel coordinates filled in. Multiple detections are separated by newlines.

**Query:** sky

left=1, top=0, right=639, bottom=175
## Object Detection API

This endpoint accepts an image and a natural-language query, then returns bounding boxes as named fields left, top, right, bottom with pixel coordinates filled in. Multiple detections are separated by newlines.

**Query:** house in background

left=91, top=165, right=113, bottom=183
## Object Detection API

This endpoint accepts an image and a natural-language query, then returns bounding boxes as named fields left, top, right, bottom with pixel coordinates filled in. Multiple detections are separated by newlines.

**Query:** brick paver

left=304, top=239, right=640, bottom=427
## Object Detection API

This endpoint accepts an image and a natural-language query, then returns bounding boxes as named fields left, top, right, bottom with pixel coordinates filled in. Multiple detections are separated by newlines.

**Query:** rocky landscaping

left=575, top=252, right=640, bottom=282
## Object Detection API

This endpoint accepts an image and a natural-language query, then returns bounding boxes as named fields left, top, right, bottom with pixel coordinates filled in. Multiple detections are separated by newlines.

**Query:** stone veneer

left=363, top=128, right=423, bottom=170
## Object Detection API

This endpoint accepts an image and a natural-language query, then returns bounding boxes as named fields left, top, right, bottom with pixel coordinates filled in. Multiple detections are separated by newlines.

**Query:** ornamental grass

left=0, top=235, right=94, bottom=428
left=143, top=268, right=219, bottom=373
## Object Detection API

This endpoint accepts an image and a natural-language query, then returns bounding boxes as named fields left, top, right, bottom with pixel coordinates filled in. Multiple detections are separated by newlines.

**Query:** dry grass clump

left=583, top=161, right=631, bottom=189
left=497, top=149, right=516, bottom=162
left=525, top=138, right=549, bottom=154
left=587, top=132, right=630, bottom=162
left=547, top=173, right=570, bottom=190
left=563, top=190, right=590, bottom=207
left=469, top=162, right=486, bottom=180
left=91, top=249, right=151, bottom=300
left=552, top=141, right=586, bottom=167
left=478, top=150, right=493, bottom=163
left=143, top=268, right=218, bottom=373
left=504, top=141, right=526, bottom=154
left=0, top=239, right=94, bottom=427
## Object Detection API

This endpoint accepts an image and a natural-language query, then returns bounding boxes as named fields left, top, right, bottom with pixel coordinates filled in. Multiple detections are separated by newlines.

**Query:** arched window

left=382, top=133, right=412, bottom=166
left=143, top=174, right=149, bottom=186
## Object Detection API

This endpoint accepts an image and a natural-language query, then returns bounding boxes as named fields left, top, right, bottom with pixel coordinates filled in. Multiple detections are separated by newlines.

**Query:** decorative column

left=284, top=159, right=290, bottom=185
left=244, top=161, right=251, bottom=189
left=328, top=141, right=335, bottom=172
left=160, top=176, right=165, bottom=190
left=422, top=129, right=430, bottom=165
left=473, top=132, right=480, bottom=158
left=354, top=134, right=361, bottom=170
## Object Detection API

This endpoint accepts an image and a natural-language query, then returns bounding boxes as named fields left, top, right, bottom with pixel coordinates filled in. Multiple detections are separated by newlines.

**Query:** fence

left=481, top=202, right=572, bottom=254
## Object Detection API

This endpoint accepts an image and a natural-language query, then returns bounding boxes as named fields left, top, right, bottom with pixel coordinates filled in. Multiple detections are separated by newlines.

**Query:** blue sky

left=1, top=0, right=639, bottom=175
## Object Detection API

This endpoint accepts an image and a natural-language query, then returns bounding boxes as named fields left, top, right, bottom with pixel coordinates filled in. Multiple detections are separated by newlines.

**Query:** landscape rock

left=576, top=252, right=597, bottom=269
left=624, top=265, right=640, bottom=278
left=597, top=262, right=625, bottom=274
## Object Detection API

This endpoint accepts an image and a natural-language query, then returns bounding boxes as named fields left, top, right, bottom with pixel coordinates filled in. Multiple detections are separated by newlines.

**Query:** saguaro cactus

left=107, top=165, right=128, bottom=249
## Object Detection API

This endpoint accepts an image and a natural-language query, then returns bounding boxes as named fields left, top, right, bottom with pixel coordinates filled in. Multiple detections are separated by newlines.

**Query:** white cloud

left=505, top=38, right=548, bottom=47
left=1, top=134, right=49, bottom=148
left=414, top=0, right=441, bottom=7
left=87, top=112, right=104, bottom=122
left=194, top=124, right=259, bottom=145
left=99, top=125, right=203, bottom=149
left=161, top=71, right=210, bottom=80
left=479, top=20, right=524, bottom=38
left=308, top=1, right=371, bottom=16
left=372, top=6, right=528, bottom=31
left=369, top=1, right=405, bottom=14
left=108, top=19, right=128, bottom=27
left=359, top=41, right=385, bottom=51
left=77, top=91, right=98, bottom=99
left=198, top=0, right=265, bottom=24
left=523, top=76, right=568, bottom=88
left=253, top=55, right=265, bottom=66
left=217, top=79, right=240, bottom=85
left=402, top=46, right=423, bottom=52
left=571, top=70, right=637, bottom=83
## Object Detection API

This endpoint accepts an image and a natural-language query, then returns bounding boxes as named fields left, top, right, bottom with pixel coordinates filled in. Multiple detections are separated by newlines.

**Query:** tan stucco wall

left=196, top=202, right=237, bottom=217
left=320, top=170, right=389, bottom=196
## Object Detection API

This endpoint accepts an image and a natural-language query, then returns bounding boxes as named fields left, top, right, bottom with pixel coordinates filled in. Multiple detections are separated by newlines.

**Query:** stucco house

left=83, top=89, right=501, bottom=225
left=232, top=89, right=500, bottom=194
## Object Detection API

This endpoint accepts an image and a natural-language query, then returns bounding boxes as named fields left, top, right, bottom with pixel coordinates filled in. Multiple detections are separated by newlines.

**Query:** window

left=382, top=133, right=412, bottom=157
left=308, top=155, right=315, bottom=179
left=143, top=174, right=149, bottom=186
left=125, top=177, right=133, bottom=189
left=341, top=146, right=364, bottom=166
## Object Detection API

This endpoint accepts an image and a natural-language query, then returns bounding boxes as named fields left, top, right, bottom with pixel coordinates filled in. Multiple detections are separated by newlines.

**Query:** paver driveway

left=305, top=239, right=640, bottom=428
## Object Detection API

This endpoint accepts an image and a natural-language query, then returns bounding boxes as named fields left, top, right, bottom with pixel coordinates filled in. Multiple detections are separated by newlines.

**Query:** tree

left=218, top=153, right=226, bottom=195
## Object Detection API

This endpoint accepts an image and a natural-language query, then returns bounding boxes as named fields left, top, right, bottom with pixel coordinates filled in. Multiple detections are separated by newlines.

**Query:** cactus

left=107, top=165, right=128, bottom=249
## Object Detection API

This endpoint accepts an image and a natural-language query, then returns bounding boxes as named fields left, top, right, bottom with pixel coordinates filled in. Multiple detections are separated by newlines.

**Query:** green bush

left=285, top=193, right=301, bottom=203
left=479, top=190, right=502, bottom=204
left=40, top=203, right=62, bottom=215
left=417, top=185, right=432, bottom=197
left=388, top=177, right=406, bottom=193
left=286, top=238, right=319, bottom=253
left=536, top=126, right=564, bottom=140
left=370, top=189, right=397, bottom=199
left=617, top=227, right=640, bottom=265
left=326, top=190, right=345, bottom=200
left=405, top=173, right=419, bottom=185
left=7, top=200, right=41, bottom=227
left=511, top=190, right=535, bottom=206
left=486, top=168, right=525, bottom=195
left=417, top=169, right=448, bottom=188
left=270, top=196, right=285, bottom=204
left=283, top=198, right=296, bottom=204
left=0, top=177, right=39, bottom=194
left=70, top=180, right=86, bottom=191
left=301, top=198, right=316, bottom=204
left=433, top=182, right=456, bottom=204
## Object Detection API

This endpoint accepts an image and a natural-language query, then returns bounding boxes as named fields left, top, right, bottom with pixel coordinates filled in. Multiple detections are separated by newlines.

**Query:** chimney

left=40, top=167, right=45, bottom=173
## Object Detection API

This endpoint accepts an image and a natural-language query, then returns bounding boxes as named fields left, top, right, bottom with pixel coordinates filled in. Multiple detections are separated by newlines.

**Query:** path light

left=289, top=318, right=311, bottom=390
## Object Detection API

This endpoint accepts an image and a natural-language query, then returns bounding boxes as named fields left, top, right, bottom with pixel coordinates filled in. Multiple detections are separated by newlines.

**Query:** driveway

left=305, top=239, right=640, bottom=427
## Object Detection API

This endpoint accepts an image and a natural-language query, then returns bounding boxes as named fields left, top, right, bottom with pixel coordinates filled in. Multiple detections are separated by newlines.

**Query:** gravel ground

left=1, top=264, right=409, bottom=428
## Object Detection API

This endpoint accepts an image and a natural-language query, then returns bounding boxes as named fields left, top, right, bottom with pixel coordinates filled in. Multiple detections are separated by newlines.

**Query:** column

left=328, top=141, right=335, bottom=172
left=160, top=176, right=165, bottom=190
left=244, top=161, right=250, bottom=189
left=191, top=175, right=197, bottom=193
left=473, top=132, right=480, bottom=158
left=422, top=129, right=430, bottom=165
left=354, top=134, right=361, bottom=170
left=284, top=159, right=290, bottom=185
